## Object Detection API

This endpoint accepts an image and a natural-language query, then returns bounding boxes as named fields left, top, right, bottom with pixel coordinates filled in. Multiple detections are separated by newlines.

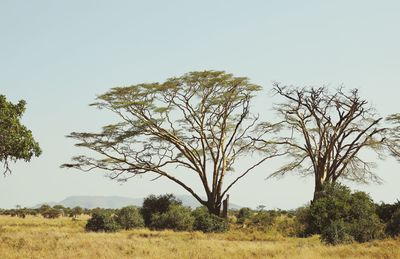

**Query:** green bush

left=141, top=194, right=182, bottom=227
left=116, top=206, right=144, bottom=230
left=376, top=200, right=400, bottom=223
left=346, top=191, right=384, bottom=243
left=320, top=219, right=351, bottom=245
left=299, top=183, right=384, bottom=244
left=236, top=207, right=253, bottom=224
left=85, top=210, right=120, bottom=232
left=376, top=201, right=400, bottom=236
left=192, top=207, right=229, bottom=233
left=150, top=204, right=194, bottom=231
left=293, top=206, right=312, bottom=237
left=70, top=206, right=84, bottom=218
left=386, top=208, right=400, bottom=237
left=275, top=216, right=297, bottom=237
left=249, top=211, right=277, bottom=231
left=42, top=208, right=63, bottom=219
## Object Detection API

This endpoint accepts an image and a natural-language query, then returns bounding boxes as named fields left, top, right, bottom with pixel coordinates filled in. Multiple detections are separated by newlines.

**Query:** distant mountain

left=36, top=195, right=242, bottom=210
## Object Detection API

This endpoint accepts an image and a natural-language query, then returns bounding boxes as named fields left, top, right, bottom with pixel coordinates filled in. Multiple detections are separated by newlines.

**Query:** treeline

left=0, top=204, right=86, bottom=219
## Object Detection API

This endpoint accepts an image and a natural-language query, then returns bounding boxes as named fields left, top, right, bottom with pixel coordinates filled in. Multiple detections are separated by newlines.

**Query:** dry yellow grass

left=0, top=215, right=399, bottom=259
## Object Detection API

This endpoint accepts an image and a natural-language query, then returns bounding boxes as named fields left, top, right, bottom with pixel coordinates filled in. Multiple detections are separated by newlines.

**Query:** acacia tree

left=62, top=71, right=280, bottom=215
left=264, top=84, right=388, bottom=201
left=0, top=95, right=41, bottom=175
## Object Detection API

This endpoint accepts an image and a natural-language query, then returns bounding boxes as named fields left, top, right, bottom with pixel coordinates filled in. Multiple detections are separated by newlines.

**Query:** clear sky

left=1, top=0, right=399, bottom=209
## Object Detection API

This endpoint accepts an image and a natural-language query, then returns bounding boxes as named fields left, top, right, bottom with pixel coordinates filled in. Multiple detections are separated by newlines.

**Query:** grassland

left=0, top=215, right=399, bottom=259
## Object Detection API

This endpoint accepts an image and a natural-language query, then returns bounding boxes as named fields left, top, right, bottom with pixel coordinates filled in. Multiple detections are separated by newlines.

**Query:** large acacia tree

left=0, top=95, right=41, bottom=175
left=63, top=71, right=280, bottom=215
left=264, top=84, right=389, bottom=201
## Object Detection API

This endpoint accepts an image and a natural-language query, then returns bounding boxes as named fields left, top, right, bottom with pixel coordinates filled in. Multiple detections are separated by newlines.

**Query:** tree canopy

left=0, top=95, right=41, bottom=175
left=63, top=71, right=281, bottom=215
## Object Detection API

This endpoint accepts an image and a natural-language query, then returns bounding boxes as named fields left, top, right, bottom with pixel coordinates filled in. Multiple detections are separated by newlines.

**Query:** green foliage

left=42, top=208, right=63, bottom=219
left=275, top=216, right=296, bottom=237
left=386, top=208, right=400, bottom=237
left=292, top=206, right=312, bottom=237
left=377, top=200, right=400, bottom=237
left=236, top=207, right=253, bottom=224
left=70, top=206, right=84, bottom=218
left=85, top=210, right=120, bottom=232
left=116, top=206, right=144, bottom=230
left=150, top=204, right=194, bottom=231
left=299, top=183, right=384, bottom=245
left=38, top=205, right=51, bottom=214
left=320, top=219, right=351, bottom=245
left=0, top=95, right=41, bottom=175
left=141, top=194, right=182, bottom=227
left=249, top=211, right=277, bottom=231
left=376, top=201, right=400, bottom=223
left=235, top=208, right=278, bottom=231
left=192, top=207, right=229, bottom=233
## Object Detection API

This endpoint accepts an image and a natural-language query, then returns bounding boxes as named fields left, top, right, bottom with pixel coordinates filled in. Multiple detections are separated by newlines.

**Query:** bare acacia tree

left=262, top=84, right=388, bottom=201
left=62, top=71, right=280, bottom=215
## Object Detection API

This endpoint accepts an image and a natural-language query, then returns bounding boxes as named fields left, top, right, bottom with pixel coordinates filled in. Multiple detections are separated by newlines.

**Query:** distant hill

left=36, top=195, right=242, bottom=210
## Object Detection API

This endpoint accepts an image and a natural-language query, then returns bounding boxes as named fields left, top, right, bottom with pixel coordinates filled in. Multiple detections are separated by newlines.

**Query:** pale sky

left=1, top=0, right=399, bottom=209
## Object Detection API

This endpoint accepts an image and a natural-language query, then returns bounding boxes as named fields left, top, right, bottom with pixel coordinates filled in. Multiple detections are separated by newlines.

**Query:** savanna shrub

left=386, top=208, right=400, bottom=237
left=42, top=208, right=62, bottom=219
left=320, top=219, right=351, bottom=245
left=116, top=206, right=144, bottom=230
left=376, top=200, right=400, bottom=222
left=293, top=206, right=312, bottom=237
left=192, top=207, right=229, bottom=233
left=85, top=210, right=120, bottom=232
left=302, top=183, right=384, bottom=244
left=376, top=200, right=400, bottom=236
left=70, top=206, right=84, bottom=218
left=150, top=204, right=194, bottom=231
left=249, top=211, right=277, bottom=231
left=236, top=207, right=253, bottom=224
left=141, top=194, right=182, bottom=227
left=346, top=191, right=384, bottom=243
left=275, top=216, right=297, bottom=237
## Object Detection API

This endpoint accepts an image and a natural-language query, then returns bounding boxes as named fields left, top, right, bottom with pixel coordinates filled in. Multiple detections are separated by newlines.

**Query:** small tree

left=0, top=95, right=41, bottom=175
left=38, top=204, right=51, bottom=215
left=53, top=205, right=66, bottom=216
left=140, top=194, right=182, bottom=227
left=85, top=210, right=120, bottom=232
left=70, top=206, right=84, bottom=219
left=116, top=206, right=144, bottom=230
left=42, top=207, right=62, bottom=219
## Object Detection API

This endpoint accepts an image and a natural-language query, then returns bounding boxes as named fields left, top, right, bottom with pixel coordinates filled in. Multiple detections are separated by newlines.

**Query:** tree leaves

left=0, top=95, right=41, bottom=175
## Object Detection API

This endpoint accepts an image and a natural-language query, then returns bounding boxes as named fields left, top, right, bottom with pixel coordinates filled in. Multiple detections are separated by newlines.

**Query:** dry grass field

left=0, top=215, right=399, bottom=259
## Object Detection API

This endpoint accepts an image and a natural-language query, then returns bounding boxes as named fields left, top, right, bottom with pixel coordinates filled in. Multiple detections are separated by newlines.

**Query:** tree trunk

left=312, top=177, right=324, bottom=203
left=222, top=195, right=229, bottom=219
left=207, top=200, right=221, bottom=216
